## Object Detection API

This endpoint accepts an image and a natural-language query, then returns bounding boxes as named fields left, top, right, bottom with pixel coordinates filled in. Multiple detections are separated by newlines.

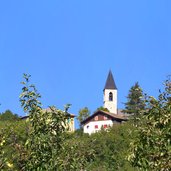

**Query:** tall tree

left=77, top=107, right=90, bottom=128
left=20, top=74, right=67, bottom=170
left=128, top=78, right=171, bottom=170
left=123, top=82, right=145, bottom=115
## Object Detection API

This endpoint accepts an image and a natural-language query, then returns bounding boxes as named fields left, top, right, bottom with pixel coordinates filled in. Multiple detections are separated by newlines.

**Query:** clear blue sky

left=0, top=1, right=170, bottom=128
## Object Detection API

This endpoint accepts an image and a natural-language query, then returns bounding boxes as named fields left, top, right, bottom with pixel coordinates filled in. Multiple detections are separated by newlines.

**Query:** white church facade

left=82, top=70, right=127, bottom=134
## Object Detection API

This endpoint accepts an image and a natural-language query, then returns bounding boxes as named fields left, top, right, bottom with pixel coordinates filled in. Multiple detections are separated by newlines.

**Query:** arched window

left=109, top=92, right=113, bottom=101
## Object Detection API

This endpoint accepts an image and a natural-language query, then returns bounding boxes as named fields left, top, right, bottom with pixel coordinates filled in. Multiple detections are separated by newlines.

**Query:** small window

left=94, top=116, right=98, bottom=121
left=103, top=124, right=107, bottom=128
left=95, top=125, right=98, bottom=129
left=87, top=125, right=89, bottom=129
left=104, top=115, right=108, bottom=120
left=109, top=92, right=113, bottom=101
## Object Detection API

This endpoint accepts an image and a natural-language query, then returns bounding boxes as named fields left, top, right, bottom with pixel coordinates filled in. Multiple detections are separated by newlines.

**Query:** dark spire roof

left=104, top=70, right=117, bottom=90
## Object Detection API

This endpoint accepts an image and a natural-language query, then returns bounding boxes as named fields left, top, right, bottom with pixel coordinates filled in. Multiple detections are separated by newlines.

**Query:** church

left=81, top=70, right=127, bottom=134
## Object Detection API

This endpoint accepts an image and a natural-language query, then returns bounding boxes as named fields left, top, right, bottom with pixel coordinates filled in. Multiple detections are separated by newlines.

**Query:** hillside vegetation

left=0, top=74, right=170, bottom=170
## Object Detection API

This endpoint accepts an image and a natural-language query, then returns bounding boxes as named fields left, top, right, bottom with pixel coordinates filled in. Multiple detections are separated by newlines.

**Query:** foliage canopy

left=0, top=110, right=19, bottom=121
left=123, top=82, right=145, bottom=115
left=128, top=78, right=171, bottom=170
left=77, top=107, right=90, bottom=127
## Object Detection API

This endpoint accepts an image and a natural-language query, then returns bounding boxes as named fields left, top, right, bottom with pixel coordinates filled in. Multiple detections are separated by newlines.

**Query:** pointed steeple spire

left=104, top=70, right=117, bottom=90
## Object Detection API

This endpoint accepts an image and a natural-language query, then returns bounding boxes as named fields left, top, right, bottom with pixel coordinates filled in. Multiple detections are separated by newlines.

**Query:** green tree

left=58, top=133, right=95, bottom=170
left=20, top=74, right=67, bottom=170
left=123, top=82, right=145, bottom=115
left=87, top=122, right=136, bottom=171
left=128, top=78, right=171, bottom=170
left=0, top=110, right=19, bottom=121
left=59, top=122, right=136, bottom=171
left=0, top=120, right=28, bottom=170
left=77, top=107, right=90, bottom=127
left=97, top=106, right=109, bottom=112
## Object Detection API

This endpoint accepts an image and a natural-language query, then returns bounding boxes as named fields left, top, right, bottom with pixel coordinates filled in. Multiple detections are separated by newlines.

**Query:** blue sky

left=0, top=1, right=170, bottom=128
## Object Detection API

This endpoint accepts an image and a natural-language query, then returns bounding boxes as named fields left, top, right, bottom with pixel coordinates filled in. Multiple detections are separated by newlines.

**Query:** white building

left=82, top=70, right=127, bottom=134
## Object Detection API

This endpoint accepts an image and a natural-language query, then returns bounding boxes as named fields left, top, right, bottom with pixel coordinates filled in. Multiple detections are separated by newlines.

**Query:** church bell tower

left=103, top=70, right=117, bottom=114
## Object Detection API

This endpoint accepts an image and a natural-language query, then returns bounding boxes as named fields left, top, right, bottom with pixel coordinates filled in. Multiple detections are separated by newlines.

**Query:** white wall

left=83, top=120, right=113, bottom=134
left=104, top=89, right=117, bottom=114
